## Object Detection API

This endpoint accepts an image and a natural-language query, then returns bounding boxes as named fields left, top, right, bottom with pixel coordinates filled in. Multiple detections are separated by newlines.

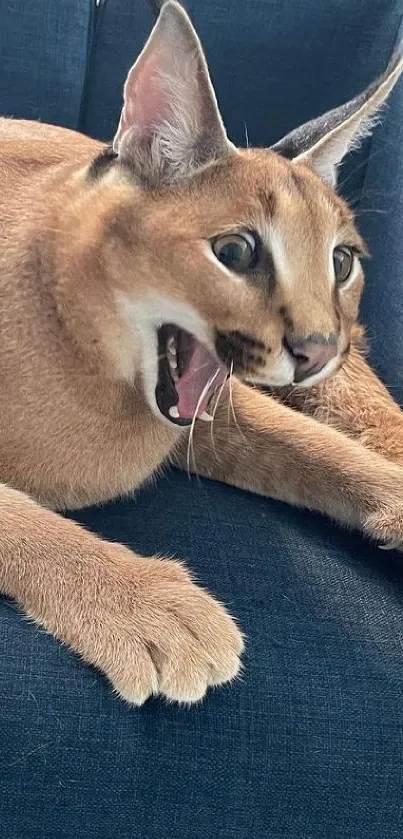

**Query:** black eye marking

left=287, top=169, right=308, bottom=197
left=225, top=331, right=266, bottom=350
left=257, top=188, right=276, bottom=217
left=254, top=247, right=276, bottom=298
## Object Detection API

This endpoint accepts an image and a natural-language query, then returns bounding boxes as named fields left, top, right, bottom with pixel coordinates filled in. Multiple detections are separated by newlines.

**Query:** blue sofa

left=1, top=2, right=403, bottom=837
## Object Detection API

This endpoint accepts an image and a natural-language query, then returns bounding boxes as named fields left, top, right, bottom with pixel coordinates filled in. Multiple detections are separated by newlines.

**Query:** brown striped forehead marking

left=257, top=188, right=276, bottom=218
left=286, top=167, right=309, bottom=198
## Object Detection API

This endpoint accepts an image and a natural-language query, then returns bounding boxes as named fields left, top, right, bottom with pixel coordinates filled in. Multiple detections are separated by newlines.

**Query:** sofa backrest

left=0, top=0, right=93, bottom=129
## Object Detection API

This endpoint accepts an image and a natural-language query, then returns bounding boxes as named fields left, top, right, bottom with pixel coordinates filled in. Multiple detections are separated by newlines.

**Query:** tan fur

left=1, top=5, right=403, bottom=704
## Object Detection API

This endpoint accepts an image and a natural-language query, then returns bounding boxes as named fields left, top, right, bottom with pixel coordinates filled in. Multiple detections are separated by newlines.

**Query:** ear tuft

left=272, top=45, right=403, bottom=186
left=113, top=1, right=233, bottom=187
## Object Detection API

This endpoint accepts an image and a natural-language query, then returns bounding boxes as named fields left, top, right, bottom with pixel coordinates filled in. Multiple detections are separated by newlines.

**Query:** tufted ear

left=112, top=0, right=233, bottom=187
left=272, top=47, right=403, bottom=186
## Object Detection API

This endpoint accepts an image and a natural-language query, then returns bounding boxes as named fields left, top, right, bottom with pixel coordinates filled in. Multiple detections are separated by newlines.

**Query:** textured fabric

left=1, top=1, right=403, bottom=837
left=358, top=15, right=403, bottom=402
left=0, top=0, right=93, bottom=128
left=1, top=468, right=403, bottom=839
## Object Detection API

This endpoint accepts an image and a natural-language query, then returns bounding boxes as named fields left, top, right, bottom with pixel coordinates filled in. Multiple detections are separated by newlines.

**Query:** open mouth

left=155, top=324, right=228, bottom=426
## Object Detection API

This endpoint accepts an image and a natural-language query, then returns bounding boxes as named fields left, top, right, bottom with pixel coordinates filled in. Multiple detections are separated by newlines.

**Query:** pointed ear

left=112, top=0, right=233, bottom=187
left=272, top=47, right=403, bottom=186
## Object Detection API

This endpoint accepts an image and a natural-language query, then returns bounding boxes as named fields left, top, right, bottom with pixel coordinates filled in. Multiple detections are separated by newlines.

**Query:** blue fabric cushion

left=0, top=0, right=93, bottom=129
left=1, top=468, right=403, bottom=839
left=1, top=3, right=403, bottom=836
left=0, top=472, right=403, bottom=839
left=358, top=39, right=403, bottom=401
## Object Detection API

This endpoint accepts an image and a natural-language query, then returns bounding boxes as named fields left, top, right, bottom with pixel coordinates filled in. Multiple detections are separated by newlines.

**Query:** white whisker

left=186, top=368, right=221, bottom=477
left=209, top=373, right=229, bottom=459
left=228, top=366, right=248, bottom=445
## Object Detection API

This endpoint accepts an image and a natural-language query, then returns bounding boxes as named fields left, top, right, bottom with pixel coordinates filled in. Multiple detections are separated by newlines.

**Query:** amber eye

left=212, top=232, right=257, bottom=273
left=333, top=246, right=354, bottom=285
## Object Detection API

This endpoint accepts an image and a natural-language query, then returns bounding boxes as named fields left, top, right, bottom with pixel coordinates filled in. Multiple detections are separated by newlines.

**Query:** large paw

left=87, top=554, right=244, bottom=705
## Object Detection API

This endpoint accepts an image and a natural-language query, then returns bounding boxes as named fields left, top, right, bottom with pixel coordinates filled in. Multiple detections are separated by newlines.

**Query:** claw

left=379, top=539, right=403, bottom=552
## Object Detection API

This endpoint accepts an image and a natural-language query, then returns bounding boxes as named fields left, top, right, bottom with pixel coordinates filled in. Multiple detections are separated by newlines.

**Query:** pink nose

left=287, top=335, right=338, bottom=383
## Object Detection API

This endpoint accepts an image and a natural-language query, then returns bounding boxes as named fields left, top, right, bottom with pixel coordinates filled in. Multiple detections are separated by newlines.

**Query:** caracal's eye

left=333, top=245, right=354, bottom=285
left=212, top=232, right=257, bottom=273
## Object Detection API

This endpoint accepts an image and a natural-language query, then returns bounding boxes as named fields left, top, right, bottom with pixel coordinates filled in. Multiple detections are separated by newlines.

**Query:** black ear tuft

left=271, top=44, right=403, bottom=185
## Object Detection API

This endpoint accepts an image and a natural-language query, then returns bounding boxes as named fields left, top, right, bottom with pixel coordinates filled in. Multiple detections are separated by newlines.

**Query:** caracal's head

left=71, top=1, right=402, bottom=427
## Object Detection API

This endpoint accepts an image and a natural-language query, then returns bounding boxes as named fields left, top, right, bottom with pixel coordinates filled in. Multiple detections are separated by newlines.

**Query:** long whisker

left=209, top=372, right=229, bottom=459
left=227, top=361, right=234, bottom=429
left=228, top=366, right=249, bottom=445
left=186, top=368, right=221, bottom=477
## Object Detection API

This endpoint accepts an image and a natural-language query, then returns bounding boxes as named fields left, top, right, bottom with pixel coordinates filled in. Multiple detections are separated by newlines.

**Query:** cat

left=0, top=0, right=402, bottom=704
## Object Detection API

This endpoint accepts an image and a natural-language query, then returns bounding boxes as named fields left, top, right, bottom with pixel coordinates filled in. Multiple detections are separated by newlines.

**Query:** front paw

left=81, top=552, right=244, bottom=706
left=364, top=508, right=403, bottom=553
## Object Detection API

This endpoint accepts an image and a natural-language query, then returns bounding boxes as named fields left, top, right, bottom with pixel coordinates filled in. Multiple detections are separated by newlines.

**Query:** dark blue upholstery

left=0, top=0, right=93, bottom=128
left=0, top=471, right=402, bottom=839
left=1, top=2, right=403, bottom=837
left=358, top=16, right=403, bottom=395
left=82, top=1, right=399, bottom=149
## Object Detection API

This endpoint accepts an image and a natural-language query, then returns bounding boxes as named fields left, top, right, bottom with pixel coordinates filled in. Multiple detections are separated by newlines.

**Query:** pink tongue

left=176, top=340, right=228, bottom=419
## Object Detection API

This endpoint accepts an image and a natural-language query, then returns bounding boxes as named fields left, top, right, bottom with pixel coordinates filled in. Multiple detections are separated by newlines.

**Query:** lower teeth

left=207, top=391, right=219, bottom=412
left=200, top=411, right=214, bottom=422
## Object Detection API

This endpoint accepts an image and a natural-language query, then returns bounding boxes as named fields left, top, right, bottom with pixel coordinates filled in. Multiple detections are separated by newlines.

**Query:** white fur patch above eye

left=267, top=225, right=292, bottom=288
